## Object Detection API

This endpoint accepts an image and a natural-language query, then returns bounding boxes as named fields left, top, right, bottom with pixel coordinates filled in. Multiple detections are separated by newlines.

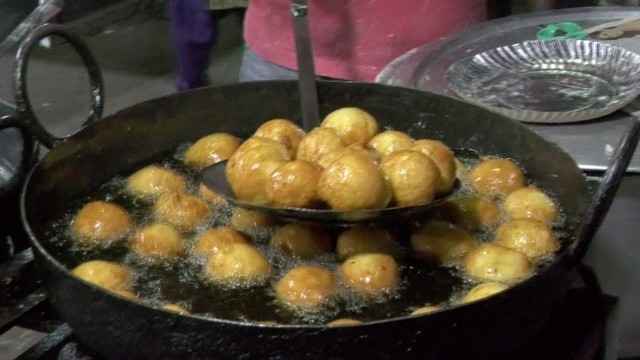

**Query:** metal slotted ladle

left=201, top=159, right=461, bottom=225
left=201, top=1, right=461, bottom=224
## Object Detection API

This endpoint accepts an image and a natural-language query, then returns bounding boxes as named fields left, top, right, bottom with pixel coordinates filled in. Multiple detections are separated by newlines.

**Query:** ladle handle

left=290, top=0, right=321, bottom=130
left=0, top=114, right=38, bottom=188
left=570, top=107, right=640, bottom=262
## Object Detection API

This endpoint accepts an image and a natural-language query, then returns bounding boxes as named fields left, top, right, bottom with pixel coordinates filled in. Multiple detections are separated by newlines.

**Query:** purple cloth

left=169, top=0, right=217, bottom=91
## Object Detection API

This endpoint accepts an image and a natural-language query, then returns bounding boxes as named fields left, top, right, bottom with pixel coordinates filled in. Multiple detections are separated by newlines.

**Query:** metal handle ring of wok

left=12, top=23, right=105, bottom=149
left=569, top=104, right=640, bottom=263
left=0, top=115, right=37, bottom=197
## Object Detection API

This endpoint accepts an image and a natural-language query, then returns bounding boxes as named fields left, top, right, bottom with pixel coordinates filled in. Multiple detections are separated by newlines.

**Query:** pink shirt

left=244, top=0, right=487, bottom=82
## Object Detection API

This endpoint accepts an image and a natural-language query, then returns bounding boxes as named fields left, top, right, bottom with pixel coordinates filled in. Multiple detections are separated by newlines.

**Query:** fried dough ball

left=318, top=153, right=390, bottom=211
left=463, top=243, right=533, bottom=284
left=198, top=182, right=227, bottom=206
left=275, top=266, right=336, bottom=310
left=130, top=223, right=184, bottom=259
left=193, top=227, right=250, bottom=257
left=367, top=130, right=414, bottom=157
left=72, top=260, right=131, bottom=292
left=327, top=318, right=362, bottom=326
left=204, top=243, right=272, bottom=288
left=339, top=253, right=399, bottom=298
left=410, top=221, right=478, bottom=263
left=317, top=144, right=378, bottom=169
left=153, top=192, right=210, bottom=232
left=254, top=119, right=305, bottom=159
left=296, top=127, right=345, bottom=164
left=412, top=139, right=457, bottom=195
left=336, top=225, right=398, bottom=259
left=126, top=165, right=187, bottom=199
left=495, top=219, right=560, bottom=259
left=229, top=208, right=275, bottom=234
left=437, top=195, right=501, bottom=230
left=162, top=304, right=191, bottom=314
left=225, top=144, right=288, bottom=203
left=503, top=186, right=558, bottom=223
left=410, top=306, right=440, bottom=316
left=460, top=282, right=509, bottom=304
left=184, top=133, right=241, bottom=169
left=321, top=107, right=379, bottom=146
left=71, top=201, right=132, bottom=246
left=235, top=136, right=291, bottom=160
left=265, top=160, right=321, bottom=208
left=380, top=150, right=439, bottom=206
left=112, top=289, right=139, bottom=301
left=468, top=158, right=526, bottom=198
left=269, top=223, right=332, bottom=259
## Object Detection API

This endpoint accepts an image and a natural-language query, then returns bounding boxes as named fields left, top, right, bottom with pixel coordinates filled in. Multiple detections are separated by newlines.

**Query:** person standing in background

left=169, top=0, right=247, bottom=91
left=238, top=0, right=569, bottom=82
left=239, top=0, right=488, bottom=82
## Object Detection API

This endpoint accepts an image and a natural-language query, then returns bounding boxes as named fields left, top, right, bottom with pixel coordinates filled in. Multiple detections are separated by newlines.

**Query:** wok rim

left=18, top=80, right=587, bottom=330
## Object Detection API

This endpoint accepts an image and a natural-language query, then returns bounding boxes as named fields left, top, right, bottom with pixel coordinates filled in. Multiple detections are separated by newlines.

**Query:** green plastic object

left=537, top=22, right=588, bottom=40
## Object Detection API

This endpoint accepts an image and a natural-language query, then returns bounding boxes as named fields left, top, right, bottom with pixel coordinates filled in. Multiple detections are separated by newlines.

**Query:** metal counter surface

left=377, top=6, right=640, bottom=173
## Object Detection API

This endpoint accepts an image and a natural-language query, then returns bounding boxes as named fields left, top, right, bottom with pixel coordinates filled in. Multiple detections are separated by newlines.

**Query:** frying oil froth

left=42, top=142, right=566, bottom=326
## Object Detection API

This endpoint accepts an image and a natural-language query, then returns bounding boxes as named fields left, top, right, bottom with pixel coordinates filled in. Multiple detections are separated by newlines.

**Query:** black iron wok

left=15, top=24, right=635, bottom=359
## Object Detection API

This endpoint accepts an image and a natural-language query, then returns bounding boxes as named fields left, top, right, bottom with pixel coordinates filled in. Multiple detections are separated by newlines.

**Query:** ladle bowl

left=201, top=160, right=460, bottom=225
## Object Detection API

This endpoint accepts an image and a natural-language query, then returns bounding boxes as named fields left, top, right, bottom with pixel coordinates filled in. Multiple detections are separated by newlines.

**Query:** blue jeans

left=238, top=47, right=300, bottom=82
left=238, top=46, right=339, bottom=82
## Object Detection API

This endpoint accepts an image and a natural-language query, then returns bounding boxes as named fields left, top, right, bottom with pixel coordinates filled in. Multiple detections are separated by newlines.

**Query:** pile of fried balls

left=222, top=107, right=457, bottom=210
